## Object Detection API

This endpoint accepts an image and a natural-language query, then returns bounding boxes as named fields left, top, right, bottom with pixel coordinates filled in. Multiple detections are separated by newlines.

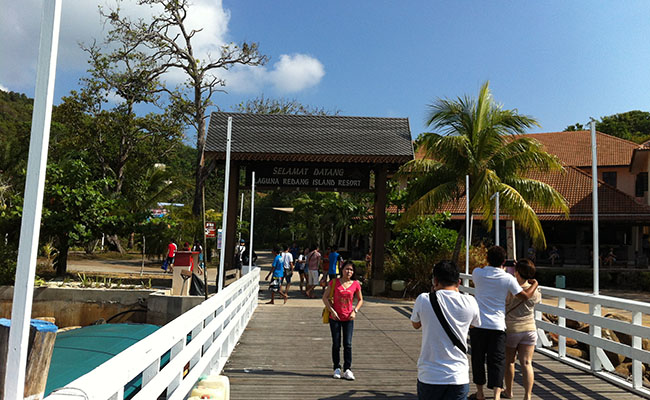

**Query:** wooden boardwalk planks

left=223, top=272, right=645, bottom=399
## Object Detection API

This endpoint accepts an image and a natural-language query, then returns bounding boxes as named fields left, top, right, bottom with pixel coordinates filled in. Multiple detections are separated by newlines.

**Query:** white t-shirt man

left=282, top=251, right=294, bottom=272
left=410, top=290, right=480, bottom=385
left=471, top=266, right=522, bottom=331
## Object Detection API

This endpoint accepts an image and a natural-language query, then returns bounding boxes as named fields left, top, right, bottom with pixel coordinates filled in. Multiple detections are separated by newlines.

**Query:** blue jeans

left=329, top=319, right=354, bottom=371
left=417, top=380, right=468, bottom=400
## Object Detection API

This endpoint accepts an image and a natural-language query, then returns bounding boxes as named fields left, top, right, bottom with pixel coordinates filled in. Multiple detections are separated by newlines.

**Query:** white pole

left=238, top=193, right=244, bottom=242
left=218, top=117, right=233, bottom=292
left=249, top=171, right=255, bottom=268
left=591, top=118, right=599, bottom=295
left=495, top=192, right=500, bottom=247
left=5, top=1, right=62, bottom=398
left=465, top=175, right=470, bottom=276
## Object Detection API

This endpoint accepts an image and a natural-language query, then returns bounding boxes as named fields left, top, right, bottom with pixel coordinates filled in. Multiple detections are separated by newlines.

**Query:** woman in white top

left=503, top=258, right=541, bottom=400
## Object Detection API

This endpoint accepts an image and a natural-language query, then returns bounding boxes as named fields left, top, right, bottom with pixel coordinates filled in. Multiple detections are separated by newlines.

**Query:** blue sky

left=3, top=1, right=650, bottom=139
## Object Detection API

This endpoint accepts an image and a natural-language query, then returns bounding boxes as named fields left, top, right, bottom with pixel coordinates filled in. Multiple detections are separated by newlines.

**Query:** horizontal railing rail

left=459, top=272, right=650, bottom=399
left=46, top=267, right=260, bottom=400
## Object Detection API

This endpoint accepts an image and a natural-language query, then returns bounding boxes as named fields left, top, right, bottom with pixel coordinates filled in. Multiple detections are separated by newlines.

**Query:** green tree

left=103, top=0, right=267, bottom=216
left=233, top=95, right=339, bottom=116
left=401, top=81, right=568, bottom=262
left=565, top=111, right=650, bottom=144
left=42, top=159, right=116, bottom=275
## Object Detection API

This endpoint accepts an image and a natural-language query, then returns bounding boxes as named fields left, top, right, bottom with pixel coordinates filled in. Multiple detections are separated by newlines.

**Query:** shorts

left=506, top=330, right=537, bottom=348
left=308, top=270, right=319, bottom=285
left=283, top=270, right=292, bottom=284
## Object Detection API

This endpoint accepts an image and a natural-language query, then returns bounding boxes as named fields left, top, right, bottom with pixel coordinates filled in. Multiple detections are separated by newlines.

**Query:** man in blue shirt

left=328, top=246, right=342, bottom=281
left=265, top=246, right=288, bottom=304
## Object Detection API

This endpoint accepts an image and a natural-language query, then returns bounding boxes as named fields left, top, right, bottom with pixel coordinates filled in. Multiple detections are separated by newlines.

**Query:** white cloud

left=221, top=54, right=325, bottom=94
left=0, top=83, right=8, bottom=92
left=269, top=54, right=325, bottom=92
left=1, top=0, right=323, bottom=95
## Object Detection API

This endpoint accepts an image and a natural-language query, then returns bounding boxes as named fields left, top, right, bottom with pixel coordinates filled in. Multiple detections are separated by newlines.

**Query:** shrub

left=0, top=243, right=17, bottom=286
left=385, top=214, right=457, bottom=295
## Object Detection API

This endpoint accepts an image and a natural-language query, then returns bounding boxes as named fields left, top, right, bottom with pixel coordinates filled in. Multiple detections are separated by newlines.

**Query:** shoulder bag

left=322, top=279, right=337, bottom=323
left=428, top=291, right=467, bottom=353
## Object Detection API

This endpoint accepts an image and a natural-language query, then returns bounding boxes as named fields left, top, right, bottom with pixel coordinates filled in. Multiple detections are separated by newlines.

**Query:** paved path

left=222, top=264, right=645, bottom=400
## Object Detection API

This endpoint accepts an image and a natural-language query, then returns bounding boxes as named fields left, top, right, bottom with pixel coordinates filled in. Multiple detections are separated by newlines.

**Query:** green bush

left=0, top=243, right=17, bottom=286
left=385, top=214, right=457, bottom=295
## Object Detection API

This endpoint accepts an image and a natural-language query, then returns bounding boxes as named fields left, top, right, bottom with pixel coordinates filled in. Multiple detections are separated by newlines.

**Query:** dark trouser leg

left=486, top=329, right=506, bottom=389
left=417, top=381, right=469, bottom=400
left=342, top=320, right=354, bottom=371
left=470, top=327, right=488, bottom=385
left=329, top=319, right=341, bottom=370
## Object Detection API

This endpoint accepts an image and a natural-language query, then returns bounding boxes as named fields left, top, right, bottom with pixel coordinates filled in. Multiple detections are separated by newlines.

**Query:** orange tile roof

left=427, top=167, right=650, bottom=222
left=526, top=131, right=637, bottom=167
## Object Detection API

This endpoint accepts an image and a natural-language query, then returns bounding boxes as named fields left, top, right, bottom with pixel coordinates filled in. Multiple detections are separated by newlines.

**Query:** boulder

left=601, top=328, right=625, bottom=367
left=549, top=332, right=578, bottom=347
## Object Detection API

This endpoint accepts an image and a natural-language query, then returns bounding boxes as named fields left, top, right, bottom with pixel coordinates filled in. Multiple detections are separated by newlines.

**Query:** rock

left=601, top=328, right=625, bottom=367
left=605, top=313, right=632, bottom=346
left=615, top=362, right=631, bottom=379
left=549, top=332, right=578, bottom=347
left=565, top=346, right=589, bottom=360
left=543, top=313, right=558, bottom=324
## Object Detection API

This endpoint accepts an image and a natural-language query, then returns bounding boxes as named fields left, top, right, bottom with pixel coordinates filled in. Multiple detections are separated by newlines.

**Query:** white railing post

left=633, top=311, right=643, bottom=389
left=558, top=296, right=566, bottom=358
left=589, top=303, right=602, bottom=372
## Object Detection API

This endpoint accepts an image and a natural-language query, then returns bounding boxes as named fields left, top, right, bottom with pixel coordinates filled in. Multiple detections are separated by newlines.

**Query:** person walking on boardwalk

left=503, top=259, right=542, bottom=400
left=322, top=260, right=363, bottom=380
left=305, top=245, right=322, bottom=298
left=281, top=244, right=295, bottom=296
left=162, top=239, right=177, bottom=273
left=264, top=246, right=287, bottom=304
left=328, top=245, right=342, bottom=281
left=295, top=247, right=308, bottom=294
left=469, top=246, right=539, bottom=400
left=410, top=260, right=480, bottom=400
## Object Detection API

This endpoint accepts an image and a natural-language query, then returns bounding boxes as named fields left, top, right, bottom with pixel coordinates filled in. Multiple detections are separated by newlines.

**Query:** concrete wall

left=146, top=292, right=204, bottom=326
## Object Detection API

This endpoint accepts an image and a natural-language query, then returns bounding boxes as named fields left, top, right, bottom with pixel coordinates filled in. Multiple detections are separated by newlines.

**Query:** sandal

left=467, top=394, right=485, bottom=400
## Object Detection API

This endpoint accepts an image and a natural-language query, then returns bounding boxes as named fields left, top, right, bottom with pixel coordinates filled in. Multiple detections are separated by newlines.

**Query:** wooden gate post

left=371, top=165, right=388, bottom=295
left=224, top=162, right=241, bottom=277
left=0, top=318, right=57, bottom=399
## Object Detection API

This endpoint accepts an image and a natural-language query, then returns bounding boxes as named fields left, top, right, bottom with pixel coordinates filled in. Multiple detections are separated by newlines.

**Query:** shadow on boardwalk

left=223, top=263, right=644, bottom=400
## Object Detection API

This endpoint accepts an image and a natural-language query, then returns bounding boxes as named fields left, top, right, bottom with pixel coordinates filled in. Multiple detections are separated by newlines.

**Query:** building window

left=602, top=171, right=617, bottom=188
left=636, top=172, right=648, bottom=197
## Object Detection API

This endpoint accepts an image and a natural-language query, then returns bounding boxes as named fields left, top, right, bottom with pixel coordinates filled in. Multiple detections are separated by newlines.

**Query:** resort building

left=437, top=131, right=650, bottom=267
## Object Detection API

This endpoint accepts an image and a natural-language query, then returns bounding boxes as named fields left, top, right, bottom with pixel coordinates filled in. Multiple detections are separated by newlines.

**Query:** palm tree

left=400, top=81, right=568, bottom=262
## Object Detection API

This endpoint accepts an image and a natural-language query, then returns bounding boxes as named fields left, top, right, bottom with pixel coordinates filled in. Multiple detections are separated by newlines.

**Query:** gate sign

left=246, top=164, right=370, bottom=190
left=205, top=221, right=217, bottom=238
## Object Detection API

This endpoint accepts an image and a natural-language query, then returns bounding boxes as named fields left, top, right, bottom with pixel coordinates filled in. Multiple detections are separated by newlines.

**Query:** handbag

left=429, top=291, right=467, bottom=353
left=322, top=278, right=337, bottom=323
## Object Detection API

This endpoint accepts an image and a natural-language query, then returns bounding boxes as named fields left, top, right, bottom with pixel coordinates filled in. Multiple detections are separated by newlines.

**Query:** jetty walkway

left=223, top=264, right=644, bottom=399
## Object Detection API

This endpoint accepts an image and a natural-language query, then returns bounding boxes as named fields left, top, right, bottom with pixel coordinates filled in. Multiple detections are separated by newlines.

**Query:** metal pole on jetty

left=249, top=172, right=255, bottom=271
left=4, top=1, right=62, bottom=398
left=218, top=117, right=233, bottom=292
left=591, top=118, right=599, bottom=295
left=465, top=175, right=470, bottom=284
left=202, top=186, right=209, bottom=299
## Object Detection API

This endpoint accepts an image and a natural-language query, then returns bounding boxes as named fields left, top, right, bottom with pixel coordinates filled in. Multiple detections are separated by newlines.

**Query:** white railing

left=460, top=273, right=650, bottom=399
left=46, top=267, right=260, bottom=400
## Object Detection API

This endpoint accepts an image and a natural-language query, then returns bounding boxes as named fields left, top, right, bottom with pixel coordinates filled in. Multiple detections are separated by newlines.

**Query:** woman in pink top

left=322, top=261, right=363, bottom=381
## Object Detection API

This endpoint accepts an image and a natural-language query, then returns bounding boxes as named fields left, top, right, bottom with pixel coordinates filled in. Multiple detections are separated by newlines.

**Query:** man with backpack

left=411, top=260, right=480, bottom=400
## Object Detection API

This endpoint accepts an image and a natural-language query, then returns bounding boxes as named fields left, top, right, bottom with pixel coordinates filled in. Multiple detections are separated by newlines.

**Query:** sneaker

left=332, top=368, right=341, bottom=379
left=343, top=369, right=355, bottom=380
